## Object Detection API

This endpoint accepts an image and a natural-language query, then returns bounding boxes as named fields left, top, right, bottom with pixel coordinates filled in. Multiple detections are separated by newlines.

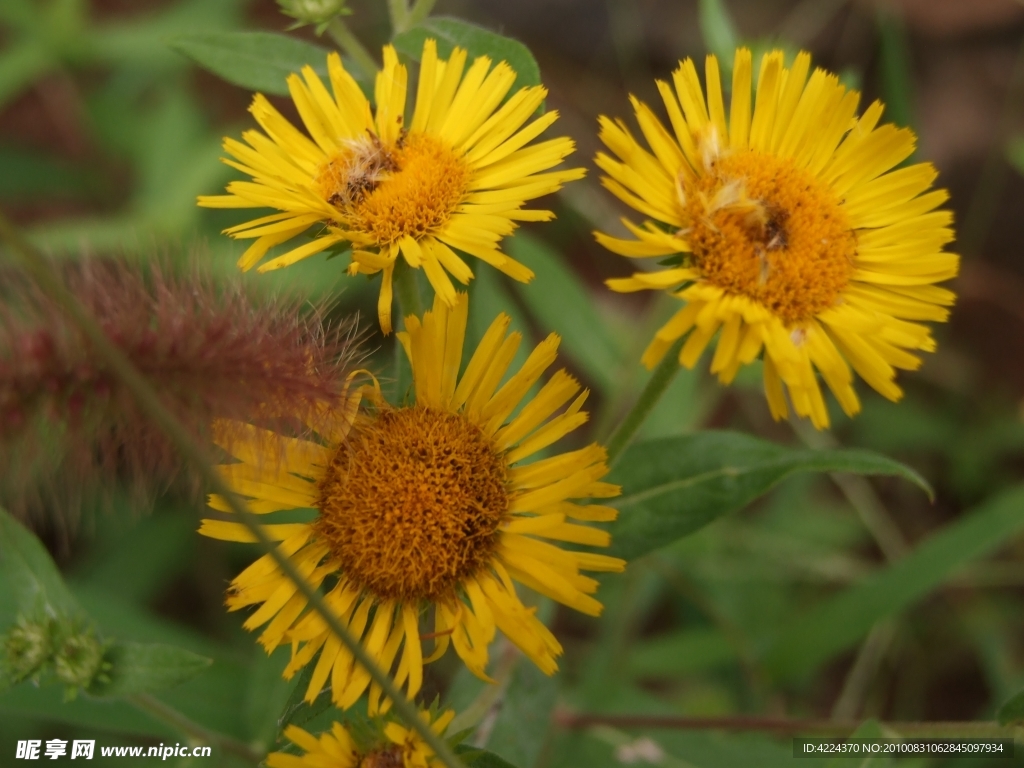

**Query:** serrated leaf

left=168, top=31, right=333, bottom=96
left=606, top=432, right=930, bottom=561
left=88, top=642, right=212, bottom=698
left=393, top=17, right=540, bottom=93
left=764, top=485, right=1024, bottom=681
left=0, top=507, right=79, bottom=622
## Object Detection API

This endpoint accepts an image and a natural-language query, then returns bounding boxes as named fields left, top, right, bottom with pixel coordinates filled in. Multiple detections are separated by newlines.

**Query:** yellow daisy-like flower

left=199, top=39, right=584, bottom=333
left=595, top=48, right=958, bottom=428
left=200, top=292, right=624, bottom=710
left=266, top=708, right=455, bottom=768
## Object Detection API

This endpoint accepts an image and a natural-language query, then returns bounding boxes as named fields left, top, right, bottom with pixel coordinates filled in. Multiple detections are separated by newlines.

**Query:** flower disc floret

left=199, top=293, right=624, bottom=711
left=199, top=40, right=585, bottom=333
left=595, top=48, right=958, bottom=429
left=316, top=405, right=508, bottom=602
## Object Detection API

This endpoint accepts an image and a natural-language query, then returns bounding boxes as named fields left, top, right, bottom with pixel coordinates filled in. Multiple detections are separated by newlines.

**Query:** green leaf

left=876, top=8, right=914, bottom=131
left=168, top=31, right=333, bottom=96
left=998, top=687, right=1024, bottom=725
left=484, top=660, right=557, bottom=768
left=0, top=145, right=94, bottom=200
left=0, top=683, right=171, bottom=738
left=506, top=233, right=623, bottom=394
left=0, top=508, right=79, bottom=622
left=763, top=485, right=1024, bottom=680
left=456, top=744, right=520, bottom=768
left=628, top=628, right=738, bottom=678
left=88, top=642, right=212, bottom=698
left=699, top=0, right=740, bottom=67
left=606, top=432, right=930, bottom=560
left=0, top=40, right=51, bottom=109
left=393, top=17, right=541, bottom=93
left=824, top=720, right=893, bottom=768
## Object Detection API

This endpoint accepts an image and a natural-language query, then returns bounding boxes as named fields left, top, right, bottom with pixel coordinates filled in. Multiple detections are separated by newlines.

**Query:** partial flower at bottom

left=200, top=292, right=624, bottom=710
left=266, top=709, right=454, bottom=768
left=595, top=48, right=958, bottom=429
left=199, top=38, right=585, bottom=333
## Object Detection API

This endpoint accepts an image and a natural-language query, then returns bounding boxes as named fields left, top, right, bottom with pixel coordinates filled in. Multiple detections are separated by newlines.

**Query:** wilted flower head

left=0, top=257, right=363, bottom=522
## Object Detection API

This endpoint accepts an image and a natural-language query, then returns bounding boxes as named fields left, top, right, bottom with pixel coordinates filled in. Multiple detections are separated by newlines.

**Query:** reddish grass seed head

left=0, top=257, right=364, bottom=522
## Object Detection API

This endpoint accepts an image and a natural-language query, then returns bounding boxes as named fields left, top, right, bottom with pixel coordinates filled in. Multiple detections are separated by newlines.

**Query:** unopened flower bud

left=278, top=0, right=350, bottom=30
left=52, top=625, right=108, bottom=696
left=1, top=616, right=56, bottom=685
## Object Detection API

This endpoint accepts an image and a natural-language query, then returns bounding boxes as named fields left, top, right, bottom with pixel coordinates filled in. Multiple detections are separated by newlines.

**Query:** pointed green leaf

left=764, top=485, right=1024, bottom=681
left=998, top=687, right=1024, bottom=726
left=483, top=659, right=557, bottom=768
left=168, top=31, right=333, bottom=96
left=456, top=744, right=520, bottom=768
left=88, top=641, right=212, bottom=698
left=606, top=432, right=929, bottom=560
left=0, top=507, right=79, bottom=621
left=699, top=0, right=739, bottom=66
left=393, top=17, right=540, bottom=93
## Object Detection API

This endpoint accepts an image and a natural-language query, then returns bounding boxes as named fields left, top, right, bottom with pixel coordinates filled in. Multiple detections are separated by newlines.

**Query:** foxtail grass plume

left=596, top=48, right=958, bottom=429
left=201, top=292, right=624, bottom=712
left=199, top=39, right=585, bottom=333
left=0, top=258, right=362, bottom=519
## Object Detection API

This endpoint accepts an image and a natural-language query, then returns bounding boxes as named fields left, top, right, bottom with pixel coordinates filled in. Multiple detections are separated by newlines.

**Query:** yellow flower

left=595, top=48, right=958, bottom=429
left=266, top=708, right=455, bottom=768
left=200, top=292, right=624, bottom=711
left=199, top=39, right=585, bottom=333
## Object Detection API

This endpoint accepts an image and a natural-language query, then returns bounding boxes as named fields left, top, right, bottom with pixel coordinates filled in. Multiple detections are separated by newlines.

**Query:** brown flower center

left=681, top=149, right=857, bottom=325
left=315, top=406, right=509, bottom=602
left=359, top=747, right=404, bottom=768
left=315, top=132, right=470, bottom=247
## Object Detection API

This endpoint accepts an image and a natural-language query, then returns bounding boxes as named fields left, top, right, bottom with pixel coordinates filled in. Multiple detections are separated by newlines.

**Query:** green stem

left=604, top=337, right=683, bottom=466
left=387, top=0, right=409, bottom=33
left=406, top=0, right=436, bottom=28
left=129, top=694, right=262, bottom=765
left=326, top=18, right=378, bottom=82
left=0, top=212, right=468, bottom=768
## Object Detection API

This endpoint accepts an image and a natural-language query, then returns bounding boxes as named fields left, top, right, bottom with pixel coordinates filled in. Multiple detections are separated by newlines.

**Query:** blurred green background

left=3, top=0, right=1024, bottom=766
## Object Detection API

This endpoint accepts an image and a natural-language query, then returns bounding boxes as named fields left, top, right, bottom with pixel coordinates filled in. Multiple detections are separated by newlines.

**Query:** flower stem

left=406, top=0, right=436, bottom=27
left=604, top=338, right=683, bottom=466
left=128, top=693, right=262, bottom=764
left=0, top=211, right=469, bottom=768
left=326, top=18, right=378, bottom=82
left=387, top=0, right=409, bottom=33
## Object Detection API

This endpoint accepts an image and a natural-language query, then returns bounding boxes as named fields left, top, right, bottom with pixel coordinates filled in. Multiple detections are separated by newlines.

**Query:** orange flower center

left=359, top=747, right=403, bottom=768
left=681, top=150, right=856, bottom=325
left=315, top=132, right=470, bottom=247
left=315, top=406, right=508, bottom=602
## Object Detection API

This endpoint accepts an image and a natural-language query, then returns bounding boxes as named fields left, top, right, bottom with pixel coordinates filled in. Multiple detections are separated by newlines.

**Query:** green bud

left=52, top=624, right=109, bottom=695
left=1, top=616, right=56, bottom=685
left=277, top=0, right=350, bottom=31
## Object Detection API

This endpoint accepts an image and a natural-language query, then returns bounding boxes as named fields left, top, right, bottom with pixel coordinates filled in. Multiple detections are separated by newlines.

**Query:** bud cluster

left=1, top=615, right=110, bottom=699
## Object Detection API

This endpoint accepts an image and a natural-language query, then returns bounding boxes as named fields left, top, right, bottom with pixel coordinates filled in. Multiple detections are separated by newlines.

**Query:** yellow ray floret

left=200, top=292, right=624, bottom=710
left=595, top=47, right=958, bottom=429
left=200, top=40, right=585, bottom=333
left=266, top=708, right=455, bottom=768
